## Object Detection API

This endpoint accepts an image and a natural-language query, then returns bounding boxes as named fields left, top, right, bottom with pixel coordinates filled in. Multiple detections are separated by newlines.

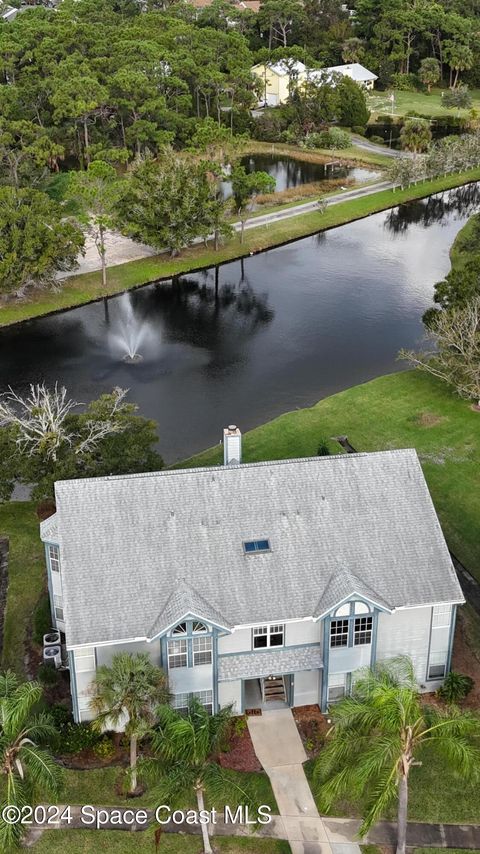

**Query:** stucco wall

left=376, top=606, right=432, bottom=683
left=218, top=680, right=242, bottom=714
left=293, top=669, right=320, bottom=706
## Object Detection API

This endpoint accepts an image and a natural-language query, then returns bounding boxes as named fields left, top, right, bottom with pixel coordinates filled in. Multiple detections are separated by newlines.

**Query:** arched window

left=192, top=621, right=207, bottom=634
left=172, top=622, right=187, bottom=635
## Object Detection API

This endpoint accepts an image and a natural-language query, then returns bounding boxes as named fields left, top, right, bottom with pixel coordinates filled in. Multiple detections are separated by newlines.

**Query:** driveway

left=247, top=709, right=361, bottom=854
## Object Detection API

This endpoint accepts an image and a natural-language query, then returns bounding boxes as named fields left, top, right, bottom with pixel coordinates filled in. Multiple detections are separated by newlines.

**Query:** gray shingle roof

left=218, top=647, right=323, bottom=681
left=49, top=450, right=463, bottom=648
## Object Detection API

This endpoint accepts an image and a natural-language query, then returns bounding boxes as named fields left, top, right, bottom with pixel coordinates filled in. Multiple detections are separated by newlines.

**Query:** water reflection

left=0, top=185, right=477, bottom=462
left=384, top=183, right=480, bottom=233
left=221, top=154, right=379, bottom=198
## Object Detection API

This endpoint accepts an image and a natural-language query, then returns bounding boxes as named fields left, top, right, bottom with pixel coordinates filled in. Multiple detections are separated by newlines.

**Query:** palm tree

left=400, top=118, right=432, bottom=156
left=89, top=652, right=169, bottom=794
left=145, top=699, right=259, bottom=854
left=314, top=657, right=480, bottom=854
left=0, top=671, right=63, bottom=850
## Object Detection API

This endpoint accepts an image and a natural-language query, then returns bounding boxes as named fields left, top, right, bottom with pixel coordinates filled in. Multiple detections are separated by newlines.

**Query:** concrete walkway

left=247, top=709, right=361, bottom=854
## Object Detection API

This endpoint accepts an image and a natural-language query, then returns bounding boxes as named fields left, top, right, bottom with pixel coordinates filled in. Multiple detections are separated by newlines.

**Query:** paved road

left=351, top=134, right=404, bottom=158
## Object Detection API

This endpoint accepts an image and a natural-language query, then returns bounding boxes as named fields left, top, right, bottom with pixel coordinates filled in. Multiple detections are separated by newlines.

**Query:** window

left=193, top=636, right=212, bottom=666
left=432, top=604, right=452, bottom=628
left=328, top=673, right=346, bottom=702
left=172, top=692, right=189, bottom=712
left=53, top=594, right=64, bottom=622
left=172, top=690, right=213, bottom=715
left=330, top=619, right=348, bottom=648
left=172, top=622, right=187, bottom=635
left=244, top=539, right=270, bottom=554
left=428, top=651, right=447, bottom=679
left=168, top=638, right=187, bottom=669
left=192, top=621, right=207, bottom=634
left=252, top=624, right=284, bottom=649
left=49, top=545, right=60, bottom=573
left=354, top=615, right=373, bottom=646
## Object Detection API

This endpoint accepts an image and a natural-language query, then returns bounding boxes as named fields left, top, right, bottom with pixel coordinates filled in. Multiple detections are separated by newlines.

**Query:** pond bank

left=1, top=167, right=480, bottom=328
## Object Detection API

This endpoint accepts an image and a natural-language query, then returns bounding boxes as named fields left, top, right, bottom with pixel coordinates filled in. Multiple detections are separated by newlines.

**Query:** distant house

left=251, top=60, right=377, bottom=106
left=309, top=63, right=378, bottom=90
left=41, top=426, right=463, bottom=723
left=251, top=60, right=308, bottom=106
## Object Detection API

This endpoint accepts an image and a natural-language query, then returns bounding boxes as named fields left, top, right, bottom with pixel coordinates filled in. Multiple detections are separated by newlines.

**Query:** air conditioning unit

left=43, top=631, right=60, bottom=647
left=43, top=646, right=62, bottom=669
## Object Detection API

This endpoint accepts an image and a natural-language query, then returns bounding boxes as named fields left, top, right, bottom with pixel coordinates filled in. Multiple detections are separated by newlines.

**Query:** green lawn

left=306, top=747, right=480, bottom=824
left=54, top=767, right=277, bottom=814
left=179, top=371, right=480, bottom=580
left=1, top=167, right=480, bottom=327
left=29, top=829, right=290, bottom=854
left=450, top=211, right=480, bottom=270
left=368, top=88, right=480, bottom=118
left=0, top=502, right=45, bottom=675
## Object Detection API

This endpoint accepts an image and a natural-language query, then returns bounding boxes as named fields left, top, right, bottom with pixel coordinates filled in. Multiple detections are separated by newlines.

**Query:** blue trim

left=160, top=636, right=168, bottom=672
left=68, top=651, right=80, bottom=723
left=425, top=606, right=434, bottom=682
left=44, top=544, right=56, bottom=627
left=370, top=608, right=379, bottom=668
left=446, top=604, right=457, bottom=674
left=321, top=618, right=330, bottom=711
left=213, top=630, right=219, bottom=713
left=240, top=678, right=245, bottom=714
left=218, top=642, right=321, bottom=658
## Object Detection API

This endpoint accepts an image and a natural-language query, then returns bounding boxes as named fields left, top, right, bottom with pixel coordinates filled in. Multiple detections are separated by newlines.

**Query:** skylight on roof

left=243, top=539, right=270, bottom=554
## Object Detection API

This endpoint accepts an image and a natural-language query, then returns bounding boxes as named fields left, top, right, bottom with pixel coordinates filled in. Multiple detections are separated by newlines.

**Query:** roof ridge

left=54, top=448, right=419, bottom=489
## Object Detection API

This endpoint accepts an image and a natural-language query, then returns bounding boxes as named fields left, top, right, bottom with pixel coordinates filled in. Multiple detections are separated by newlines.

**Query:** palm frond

left=20, top=746, right=63, bottom=795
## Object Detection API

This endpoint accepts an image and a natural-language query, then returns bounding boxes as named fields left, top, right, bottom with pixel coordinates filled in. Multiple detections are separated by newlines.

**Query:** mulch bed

left=293, top=704, right=329, bottom=758
left=217, top=719, right=262, bottom=772
left=59, top=745, right=128, bottom=770
left=451, top=608, right=480, bottom=709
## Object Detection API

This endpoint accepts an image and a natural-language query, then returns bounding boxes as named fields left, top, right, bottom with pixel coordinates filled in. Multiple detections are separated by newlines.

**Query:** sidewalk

left=247, top=709, right=361, bottom=854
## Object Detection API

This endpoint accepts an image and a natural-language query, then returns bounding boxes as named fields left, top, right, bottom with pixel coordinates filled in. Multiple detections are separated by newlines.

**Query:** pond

left=0, top=183, right=478, bottom=464
left=220, top=153, right=380, bottom=199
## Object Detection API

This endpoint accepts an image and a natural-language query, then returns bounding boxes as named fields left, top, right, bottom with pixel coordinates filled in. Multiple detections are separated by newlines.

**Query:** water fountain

left=109, top=292, right=152, bottom=363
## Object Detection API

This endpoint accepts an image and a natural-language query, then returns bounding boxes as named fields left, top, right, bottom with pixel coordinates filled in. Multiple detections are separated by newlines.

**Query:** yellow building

left=251, top=60, right=308, bottom=107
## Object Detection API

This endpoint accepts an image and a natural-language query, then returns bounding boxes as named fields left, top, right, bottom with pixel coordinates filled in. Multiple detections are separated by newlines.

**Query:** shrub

left=32, top=594, right=53, bottom=645
left=93, top=735, right=116, bottom=760
left=369, top=135, right=384, bottom=145
left=37, top=663, right=59, bottom=686
left=61, top=722, right=102, bottom=754
left=316, top=128, right=351, bottom=149
left=317, top=439, right=331, bottom=456
left=442, top=86, right=472, bottom=109
left=437, top=671, right=474, bottom=703
left=49, top=704, right=73, bottom=729
left=252, top=109, right=288, bottom=142
left=352, top=125, right=366, bottom=135
left=232, top=715, right=248, bottom=737
left=391, top=72, right=419, bottom=91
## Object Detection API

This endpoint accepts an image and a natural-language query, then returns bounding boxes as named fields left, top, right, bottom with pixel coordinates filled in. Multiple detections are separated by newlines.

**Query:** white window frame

left=354, top=615, right=373, bottom=646
left=53, top=594, right=64, bottom=622
left=193, top=636, right=212, bottom=666
left=330, top=618, right=349, bottom=648
left=252, top=624, right=284, bottom=649
left=168, top=638, right=187, bottom=669
left=49, top=544, right=60, bottom=573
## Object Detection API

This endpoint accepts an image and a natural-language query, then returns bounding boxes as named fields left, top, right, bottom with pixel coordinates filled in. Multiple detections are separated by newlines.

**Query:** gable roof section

left=314, top=569, right=393, bottom=619
left=147, top=579, right=231, bottom=639
left=53, top=450, right=464, bottom=648
left=321, top=63, right=378, bottom=82
left=252, top=60, right=307, bottom=77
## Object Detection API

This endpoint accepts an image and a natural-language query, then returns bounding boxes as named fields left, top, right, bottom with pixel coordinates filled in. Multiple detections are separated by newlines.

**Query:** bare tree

left=399, top=296, right=480, bottom=404
left=0, top=384, right=128, bottom=461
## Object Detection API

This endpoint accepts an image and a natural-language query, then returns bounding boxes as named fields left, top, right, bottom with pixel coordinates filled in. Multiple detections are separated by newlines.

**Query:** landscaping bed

left=292, top=705, right=328, bottom=759
left=218, top=717, right=262, bottom=772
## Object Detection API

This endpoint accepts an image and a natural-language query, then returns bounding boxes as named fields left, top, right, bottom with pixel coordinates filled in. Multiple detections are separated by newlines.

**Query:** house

left=40, top=426, right=464, bottom=723
left=251, top=60, right=377, bottom=106
left=309, top=63, right=378, bottom=90
left=251, top=60, right=308, bottom=107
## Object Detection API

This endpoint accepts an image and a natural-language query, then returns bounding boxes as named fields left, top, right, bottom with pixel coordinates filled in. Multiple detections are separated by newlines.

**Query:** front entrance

left=244, top=674, right=292, bottom=710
